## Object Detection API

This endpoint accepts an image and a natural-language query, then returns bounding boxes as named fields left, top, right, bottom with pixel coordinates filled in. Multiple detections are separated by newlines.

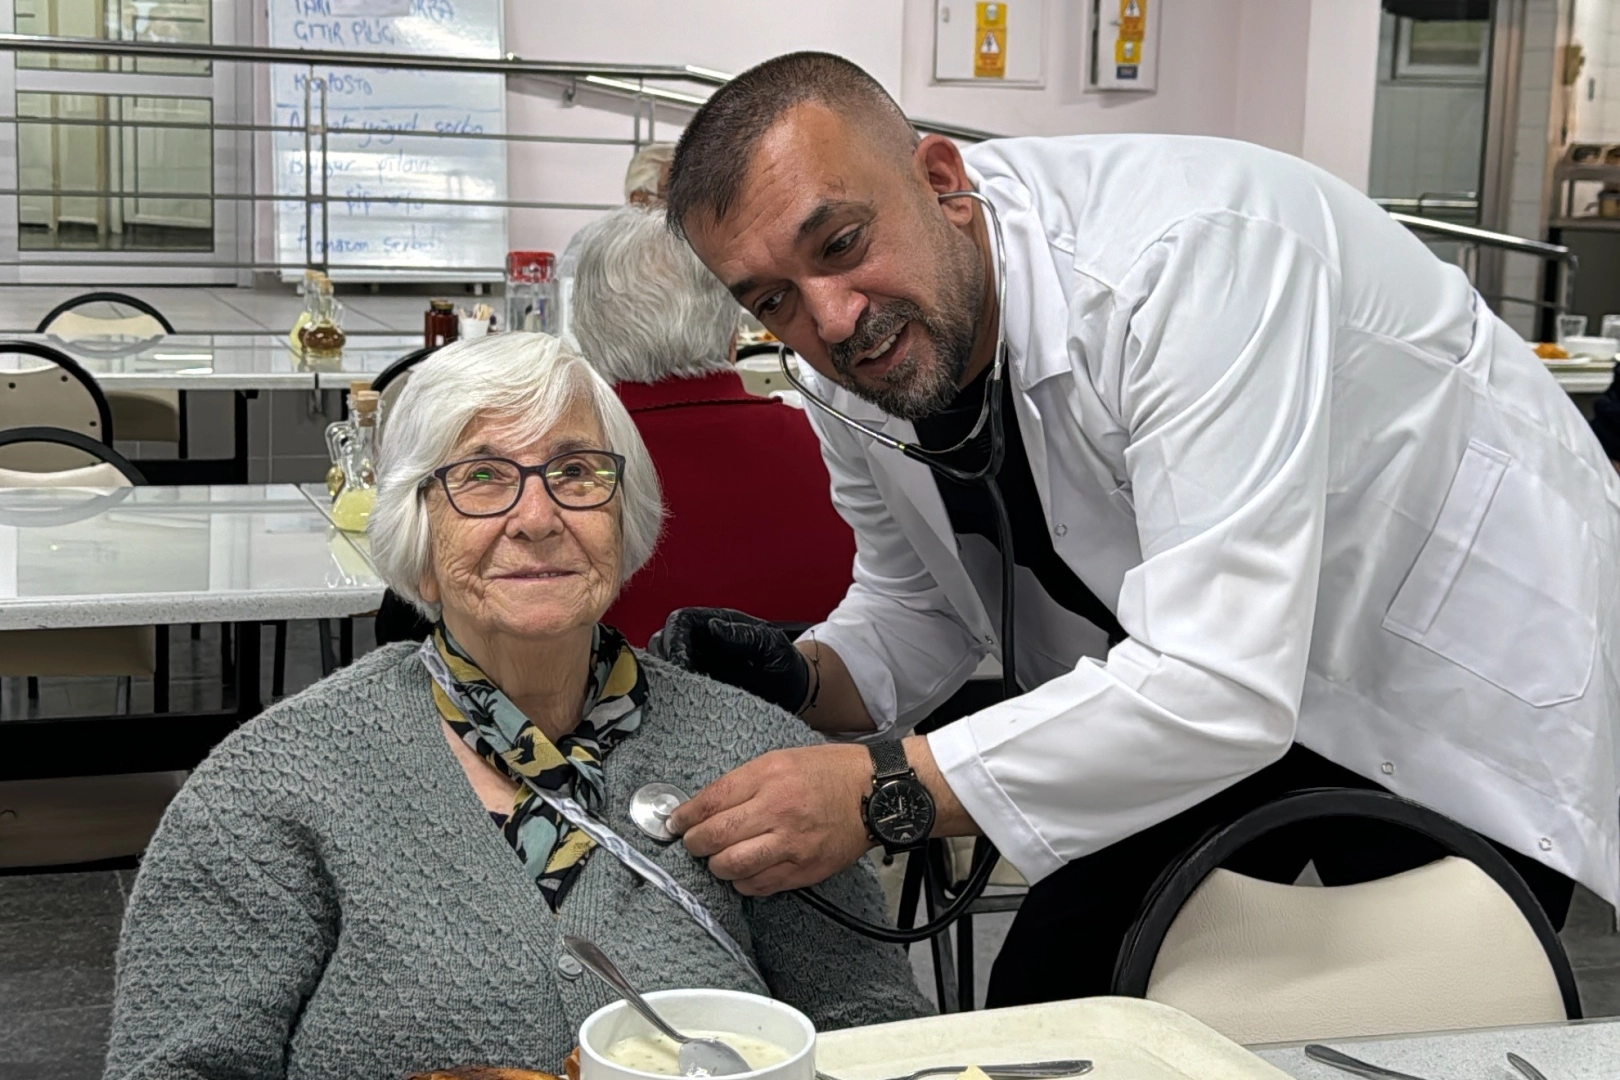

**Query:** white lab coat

left=802, top=134, right=1620, bottom=906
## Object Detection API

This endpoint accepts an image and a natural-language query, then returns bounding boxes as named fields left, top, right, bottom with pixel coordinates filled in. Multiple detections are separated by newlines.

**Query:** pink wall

left=502, top=0, right=1382, bottom=254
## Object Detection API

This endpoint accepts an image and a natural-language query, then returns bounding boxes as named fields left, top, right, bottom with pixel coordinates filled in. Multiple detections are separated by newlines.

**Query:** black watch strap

left=869, top=739, right=911, bottom=780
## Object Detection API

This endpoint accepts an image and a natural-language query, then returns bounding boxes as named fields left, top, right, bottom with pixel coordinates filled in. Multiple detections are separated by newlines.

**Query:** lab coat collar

left=966, top=159, right=1077, bottom=393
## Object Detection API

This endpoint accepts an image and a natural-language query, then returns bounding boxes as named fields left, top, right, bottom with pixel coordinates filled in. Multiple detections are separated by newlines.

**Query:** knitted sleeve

left=102, top=778, right=338, bottom=1080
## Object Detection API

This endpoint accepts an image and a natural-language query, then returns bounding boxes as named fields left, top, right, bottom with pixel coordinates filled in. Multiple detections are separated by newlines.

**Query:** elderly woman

left=103, top=334, right=929, bottom=1080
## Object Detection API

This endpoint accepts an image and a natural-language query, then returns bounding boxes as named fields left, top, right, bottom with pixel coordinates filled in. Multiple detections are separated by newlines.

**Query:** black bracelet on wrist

left=797, top=631, right=822, bottom=716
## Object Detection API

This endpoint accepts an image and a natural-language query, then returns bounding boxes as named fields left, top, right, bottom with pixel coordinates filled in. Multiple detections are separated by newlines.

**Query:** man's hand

left=669, top=743, right=873, bottom=896
left=649, top=607, right=810, bottom=714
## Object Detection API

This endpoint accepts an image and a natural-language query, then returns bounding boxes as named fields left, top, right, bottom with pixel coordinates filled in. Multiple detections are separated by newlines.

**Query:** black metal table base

left=0, top=622, right=262, bottom=782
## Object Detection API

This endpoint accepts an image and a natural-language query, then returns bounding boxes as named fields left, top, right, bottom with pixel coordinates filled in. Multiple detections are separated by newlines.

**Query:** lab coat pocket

left=1383, top=440, right=1597, bottom=707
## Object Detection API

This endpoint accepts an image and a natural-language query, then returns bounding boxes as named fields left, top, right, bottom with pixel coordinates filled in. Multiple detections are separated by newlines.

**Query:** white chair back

left=42, top=309, right=167, bottom=342
left=0, top=460, right=131, bottom=488
left=1144, top=858, right=1568, bottom=1044
left=0, top=365, right=107, bottom=470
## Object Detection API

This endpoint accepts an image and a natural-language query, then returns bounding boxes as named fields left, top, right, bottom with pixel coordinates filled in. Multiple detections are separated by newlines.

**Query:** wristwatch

left=861, top=740, right=936, bottom=857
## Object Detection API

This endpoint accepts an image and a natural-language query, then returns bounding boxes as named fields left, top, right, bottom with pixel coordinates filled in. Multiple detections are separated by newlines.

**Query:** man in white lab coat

left=652, top=52, right=1620, bottom=1003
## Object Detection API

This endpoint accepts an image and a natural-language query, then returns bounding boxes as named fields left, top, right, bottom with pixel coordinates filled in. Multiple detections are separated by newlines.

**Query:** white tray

left=816, top=998, right=1289, bottom=1080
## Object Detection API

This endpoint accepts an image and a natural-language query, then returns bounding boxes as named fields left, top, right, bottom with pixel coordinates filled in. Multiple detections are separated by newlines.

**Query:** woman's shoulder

left=188, top=642, right=433, bottom=792
left=637, top=653, right=820, bottom=757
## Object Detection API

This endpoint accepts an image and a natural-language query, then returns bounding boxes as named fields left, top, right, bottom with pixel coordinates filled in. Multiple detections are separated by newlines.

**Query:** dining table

left=0, top=481, right=383, bottom=781
left=814, top=997, right=1620, bottom=1080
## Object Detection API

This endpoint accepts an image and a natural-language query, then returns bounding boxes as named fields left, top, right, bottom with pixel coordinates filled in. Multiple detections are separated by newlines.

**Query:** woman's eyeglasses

left=425, top=451, right=626, bottom=517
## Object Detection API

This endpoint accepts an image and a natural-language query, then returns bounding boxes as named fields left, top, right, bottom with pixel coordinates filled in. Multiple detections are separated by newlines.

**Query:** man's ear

left=914, top=135, right=975, bottom=227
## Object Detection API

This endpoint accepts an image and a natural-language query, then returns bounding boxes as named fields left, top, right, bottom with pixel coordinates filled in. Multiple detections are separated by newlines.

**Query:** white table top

left=1548, top=358, right=1616, bottom=394
left=0, top=332, right=428, bottom=392
left=1255, top=1017, right=1620, bottom=1079
left=308, top=334, right=426, bottom=389
left=0, top=483, right=384, bottom=629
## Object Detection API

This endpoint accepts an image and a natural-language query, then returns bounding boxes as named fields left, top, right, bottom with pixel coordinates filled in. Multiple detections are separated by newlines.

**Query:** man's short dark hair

left=666, top=52, right=917, bottom=238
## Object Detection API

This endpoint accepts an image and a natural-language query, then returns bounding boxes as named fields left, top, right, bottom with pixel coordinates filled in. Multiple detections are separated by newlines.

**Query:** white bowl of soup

left=578, top=988, right=816, bottom=1080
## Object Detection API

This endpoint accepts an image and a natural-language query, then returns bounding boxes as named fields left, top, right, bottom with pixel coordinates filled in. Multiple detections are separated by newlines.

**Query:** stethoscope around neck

left=775, top=189, right=1020, bottom=943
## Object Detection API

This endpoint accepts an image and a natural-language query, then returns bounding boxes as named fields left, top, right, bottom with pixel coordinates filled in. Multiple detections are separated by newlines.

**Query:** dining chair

left=0, top=426, right=169, bottom=723
left=369, top=344, right=440, bottom=438
left=36, top=292, right=183, bottom=453
left=1110, top=787, right=1581, bottom=1045
left=0, top=341, right=115, bottom=471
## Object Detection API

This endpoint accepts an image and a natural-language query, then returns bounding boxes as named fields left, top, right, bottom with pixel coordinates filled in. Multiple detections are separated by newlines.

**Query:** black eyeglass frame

left=422, top=450, right=627, bottom=518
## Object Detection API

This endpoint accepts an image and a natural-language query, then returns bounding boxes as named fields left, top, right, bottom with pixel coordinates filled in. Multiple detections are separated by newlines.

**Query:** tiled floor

left=3, top=624, right=1619, bottom=1077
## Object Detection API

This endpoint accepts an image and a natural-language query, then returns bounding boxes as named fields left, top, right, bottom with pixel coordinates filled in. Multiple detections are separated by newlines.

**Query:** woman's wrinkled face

left=418, top=400, right=624, bottom=642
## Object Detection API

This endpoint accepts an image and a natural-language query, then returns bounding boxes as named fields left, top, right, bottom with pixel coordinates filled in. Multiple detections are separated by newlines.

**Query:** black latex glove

left=649, top=607, right=810, bottom=714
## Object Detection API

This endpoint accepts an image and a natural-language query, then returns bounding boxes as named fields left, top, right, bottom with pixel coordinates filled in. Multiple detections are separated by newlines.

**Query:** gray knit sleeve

left=103, top=779, right=338, bottom=1080
left=744, top=859, right=933, bottom=1029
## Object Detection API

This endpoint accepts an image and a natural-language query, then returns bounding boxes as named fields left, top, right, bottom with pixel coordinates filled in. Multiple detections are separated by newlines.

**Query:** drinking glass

left=1557, top=314, right=1589, bottom=343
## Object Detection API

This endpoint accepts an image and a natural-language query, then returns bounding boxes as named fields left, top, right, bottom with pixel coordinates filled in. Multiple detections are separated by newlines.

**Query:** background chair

left=0, top=341, right=114, bottom=471
left=36, top=292, right=182, bottom=453
left=0, top=427, right=168, bottom=722
left=1111, top=788, right=1582, bottom=1044
left=369, top=344, right=439, bottom=437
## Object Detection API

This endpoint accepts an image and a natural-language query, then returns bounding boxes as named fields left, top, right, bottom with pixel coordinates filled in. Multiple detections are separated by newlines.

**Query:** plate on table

left=816, top=998, right=1288, bottom=1080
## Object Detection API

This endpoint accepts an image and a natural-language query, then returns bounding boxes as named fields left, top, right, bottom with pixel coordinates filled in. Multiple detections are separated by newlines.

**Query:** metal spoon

left=1303, top=1044, right=1433, bottom=1080
left=562, top=935, right=753, bottom=1077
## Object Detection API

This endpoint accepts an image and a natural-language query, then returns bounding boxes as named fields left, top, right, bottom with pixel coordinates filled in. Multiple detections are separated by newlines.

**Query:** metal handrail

left=0, top=32, right=1001, bottom=142
left=1388, top=212, right=1573, bottom=261
left=1389, top=212, right=1577, bottom=318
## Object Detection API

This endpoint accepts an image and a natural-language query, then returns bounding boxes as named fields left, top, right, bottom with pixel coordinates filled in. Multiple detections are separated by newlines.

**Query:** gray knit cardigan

left=104, top=643, right=930, bottom=1080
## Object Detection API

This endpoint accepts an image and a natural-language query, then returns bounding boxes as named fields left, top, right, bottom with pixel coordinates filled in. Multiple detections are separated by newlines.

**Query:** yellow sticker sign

left=975, top=2, right=1007, bottom=79
left=1115, top=0, right=1146, bottom=72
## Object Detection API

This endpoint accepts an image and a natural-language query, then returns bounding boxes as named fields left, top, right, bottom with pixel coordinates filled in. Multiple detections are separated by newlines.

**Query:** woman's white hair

left=570, top=204, right=740, bottom=386
left=369, top=332, right=663, bottom=620
left=623, top=142, right=676, bottom=201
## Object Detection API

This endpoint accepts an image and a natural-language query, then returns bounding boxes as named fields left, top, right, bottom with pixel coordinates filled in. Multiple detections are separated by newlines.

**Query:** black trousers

left=984, top=743, right=1577, bottom=1008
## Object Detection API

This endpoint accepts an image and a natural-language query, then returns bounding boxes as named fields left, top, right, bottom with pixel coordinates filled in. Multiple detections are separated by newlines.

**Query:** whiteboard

left=268, top=0, right=508, bottom=281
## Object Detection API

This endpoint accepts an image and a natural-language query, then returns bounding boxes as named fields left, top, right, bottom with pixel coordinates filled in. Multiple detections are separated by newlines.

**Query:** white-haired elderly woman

left=103, top=334, right=929, bottom=1080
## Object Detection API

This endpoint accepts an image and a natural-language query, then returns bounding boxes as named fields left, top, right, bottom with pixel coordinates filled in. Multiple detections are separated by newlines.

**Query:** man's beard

left=827, top=230, right=985, bottom=421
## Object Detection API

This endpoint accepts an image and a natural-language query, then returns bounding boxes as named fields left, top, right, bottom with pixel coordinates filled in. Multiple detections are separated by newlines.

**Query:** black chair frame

left=369, top=344, right=441, bottom=397
left=1110, top=787, right=1583, bottom=1020
left=0, top=426, right=170, bottom=718
left=0, top=426, right=143, bottom=484
left=735, top=341, right=786, bottom=363
left=0, top=340, right=116, bottom=444
left=35, top=291, right=177, bottom=335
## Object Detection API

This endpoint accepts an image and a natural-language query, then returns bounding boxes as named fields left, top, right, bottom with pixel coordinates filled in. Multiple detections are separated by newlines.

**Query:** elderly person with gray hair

left=102, top=333, right=928, bottom=1080
left=570, top=205, right=857, bottom=646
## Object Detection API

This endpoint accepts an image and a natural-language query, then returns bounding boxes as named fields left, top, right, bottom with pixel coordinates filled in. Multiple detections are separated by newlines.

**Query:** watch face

left=867, top=777, right=936, bottom=848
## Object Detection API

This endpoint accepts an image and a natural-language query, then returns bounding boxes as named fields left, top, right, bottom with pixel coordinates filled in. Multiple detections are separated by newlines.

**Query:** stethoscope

left=633, top=190, right=1019, bottom=944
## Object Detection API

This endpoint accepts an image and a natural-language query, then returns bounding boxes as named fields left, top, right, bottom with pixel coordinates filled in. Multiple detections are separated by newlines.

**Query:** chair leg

left=177, top=390, right=189, bottom=458
left=921, top=852, right=960, bottom=1014
left=271, top=621, right=287, bottom=699
left=955, top=911, right=976, bottom=1012
left=339, top=618, right=354, bottom=666
left=26, top=676, right=39, bottom=704
left=154, top=625, right=170, bottom=713
left=317, top=618, right=337, bottom=677
left=220, top=623, right=235, bottom=685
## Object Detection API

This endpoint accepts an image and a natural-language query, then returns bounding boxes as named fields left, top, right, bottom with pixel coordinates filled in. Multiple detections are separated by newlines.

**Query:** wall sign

left=1090, top=0, right=1161, bottom=92
left=935, top=0, right=1046, bottom=86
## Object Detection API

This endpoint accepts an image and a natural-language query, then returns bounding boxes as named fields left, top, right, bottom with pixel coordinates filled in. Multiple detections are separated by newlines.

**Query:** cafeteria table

left=0, top=482, right=384, bottom=780
left=307, top=333, right=427, bottom=389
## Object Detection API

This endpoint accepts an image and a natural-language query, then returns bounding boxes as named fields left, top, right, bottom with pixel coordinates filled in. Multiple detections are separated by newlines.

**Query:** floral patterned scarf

left=420, top=622, right=647, bottom=910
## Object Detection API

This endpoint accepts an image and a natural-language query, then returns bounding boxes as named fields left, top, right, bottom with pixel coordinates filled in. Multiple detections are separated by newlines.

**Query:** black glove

left=649, top=607, right=810, bottom=714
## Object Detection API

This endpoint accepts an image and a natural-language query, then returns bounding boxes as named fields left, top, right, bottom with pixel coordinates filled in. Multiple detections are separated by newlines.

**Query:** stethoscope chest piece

left=628, top=782, right=691, bottom=843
